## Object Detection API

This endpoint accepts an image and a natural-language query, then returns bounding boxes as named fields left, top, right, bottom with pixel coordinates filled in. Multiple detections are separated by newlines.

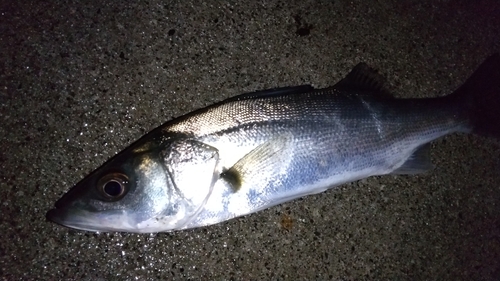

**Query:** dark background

left=1, top=0, right=500, bottom=279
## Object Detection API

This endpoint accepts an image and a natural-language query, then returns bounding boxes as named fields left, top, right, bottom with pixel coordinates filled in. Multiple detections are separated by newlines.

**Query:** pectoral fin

left=221, top=134, right=293, bottom=192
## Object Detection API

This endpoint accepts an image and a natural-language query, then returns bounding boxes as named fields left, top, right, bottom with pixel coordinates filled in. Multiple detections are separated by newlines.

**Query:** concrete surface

left=1, top=0, right=500, bottom=280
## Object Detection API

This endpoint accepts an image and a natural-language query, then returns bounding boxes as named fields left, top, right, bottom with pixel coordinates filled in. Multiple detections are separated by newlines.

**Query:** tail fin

left=451, top=53, right=500, bottom=139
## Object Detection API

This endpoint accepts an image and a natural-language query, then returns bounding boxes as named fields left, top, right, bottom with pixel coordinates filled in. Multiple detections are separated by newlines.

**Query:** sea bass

left=47, top=54, right=500, bottom=233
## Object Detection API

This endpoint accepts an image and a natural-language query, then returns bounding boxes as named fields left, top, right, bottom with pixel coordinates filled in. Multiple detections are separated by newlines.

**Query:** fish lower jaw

left=47, top=207, right=147, bottom=233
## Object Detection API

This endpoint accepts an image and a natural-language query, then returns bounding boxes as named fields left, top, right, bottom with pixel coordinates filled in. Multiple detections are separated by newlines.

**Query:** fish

left=46, top=54, right=500, bottom=233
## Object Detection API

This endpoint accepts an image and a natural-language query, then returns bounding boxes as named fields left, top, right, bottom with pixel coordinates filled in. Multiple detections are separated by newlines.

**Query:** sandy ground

left=1, top=0, right=500, bottom=279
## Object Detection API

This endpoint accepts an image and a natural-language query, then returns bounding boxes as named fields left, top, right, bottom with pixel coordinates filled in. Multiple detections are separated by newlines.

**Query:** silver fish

left=47, top=54, right=500, bottom=233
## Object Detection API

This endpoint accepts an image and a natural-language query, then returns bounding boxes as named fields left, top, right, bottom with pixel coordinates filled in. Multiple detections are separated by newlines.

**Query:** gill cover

left=156, top=139, right=220, bottom=229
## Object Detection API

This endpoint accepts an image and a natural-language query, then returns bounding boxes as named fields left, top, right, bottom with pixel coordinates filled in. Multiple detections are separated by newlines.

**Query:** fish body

left=47, top=54, right=500, bottom=233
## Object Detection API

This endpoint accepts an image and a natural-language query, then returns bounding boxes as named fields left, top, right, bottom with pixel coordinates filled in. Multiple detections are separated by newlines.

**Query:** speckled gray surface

left=1, top=0, right=500, bottom=280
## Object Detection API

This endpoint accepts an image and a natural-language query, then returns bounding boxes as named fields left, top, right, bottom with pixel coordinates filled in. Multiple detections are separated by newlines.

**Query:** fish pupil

left=103, top=180, right=123, bottom=197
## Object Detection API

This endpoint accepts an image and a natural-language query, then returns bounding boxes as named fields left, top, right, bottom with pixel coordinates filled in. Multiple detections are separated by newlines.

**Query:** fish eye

left=97, top=173, right=129, bottom=200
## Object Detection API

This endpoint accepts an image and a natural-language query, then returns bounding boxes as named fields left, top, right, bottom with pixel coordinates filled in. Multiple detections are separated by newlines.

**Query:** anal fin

left=391, top=144, right=433, bottom=175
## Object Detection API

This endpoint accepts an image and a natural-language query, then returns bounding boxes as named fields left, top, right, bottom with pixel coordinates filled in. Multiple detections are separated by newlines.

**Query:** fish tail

left=450, top=53, right=500, bottom=139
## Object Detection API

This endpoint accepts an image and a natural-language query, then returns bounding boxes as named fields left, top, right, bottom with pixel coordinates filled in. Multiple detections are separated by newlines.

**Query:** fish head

left=46, top=135, right=220, bottom=233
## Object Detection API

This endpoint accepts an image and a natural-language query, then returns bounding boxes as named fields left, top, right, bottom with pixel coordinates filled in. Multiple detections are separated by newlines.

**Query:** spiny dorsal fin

left=225, top=85, right=314, bottom=102
left=334, top=63, right=391, bottom=96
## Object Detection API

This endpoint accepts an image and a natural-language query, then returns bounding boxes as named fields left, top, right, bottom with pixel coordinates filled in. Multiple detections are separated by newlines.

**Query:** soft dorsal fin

left=334, top=63, right=390, bottom=95
left=224, top=85, right=314, bottom=102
